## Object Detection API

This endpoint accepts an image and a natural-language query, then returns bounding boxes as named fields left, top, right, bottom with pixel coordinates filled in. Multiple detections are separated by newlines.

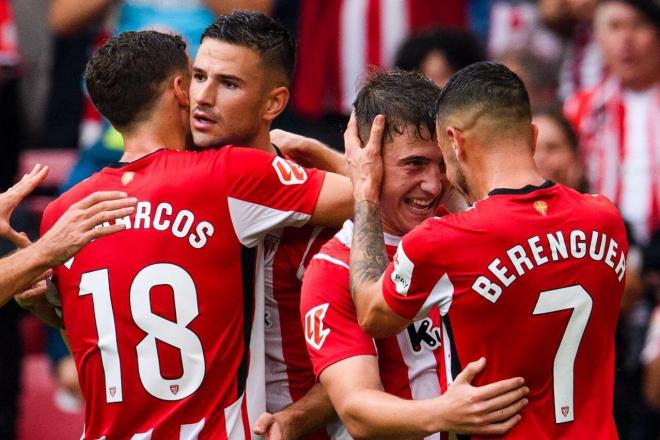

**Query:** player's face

left=380, top=125, right=447, bottom=236
left=436, top=127, right=471, bottom=203
left=595, top=2, right=660, bottom=88
left=190, top=39, right=268, bottom=148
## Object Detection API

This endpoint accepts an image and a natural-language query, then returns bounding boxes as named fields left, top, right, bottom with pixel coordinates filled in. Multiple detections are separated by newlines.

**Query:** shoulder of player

left=309, top=236, right=350, bottom=272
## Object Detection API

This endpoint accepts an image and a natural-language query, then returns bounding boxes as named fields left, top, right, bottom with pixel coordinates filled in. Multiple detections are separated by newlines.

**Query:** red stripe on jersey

left=366, top=0, right=381, bottom=67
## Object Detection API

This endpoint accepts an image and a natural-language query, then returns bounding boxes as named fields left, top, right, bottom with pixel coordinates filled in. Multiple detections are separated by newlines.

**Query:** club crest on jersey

left=305, top=303, right=330, bottom=350
left=533, top=200, right=548, bottom=216
left=272, top=156, right=307, bottom=185
left=121, top=171, right=134, bottom=186
left=561, top=406, right=569, bottom=417
left=170, top=385, right=179, bottom=395
left=109, top=387, right=116, bottom=397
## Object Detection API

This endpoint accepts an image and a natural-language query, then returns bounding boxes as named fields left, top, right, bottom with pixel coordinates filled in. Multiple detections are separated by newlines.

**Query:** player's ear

left=173, top=75, right=190, bottom=109
left=263, top=86, right=289, bottom=122
left=530, top=122, right=539, bottom=156
left=446, top=126, right=465, bottom=161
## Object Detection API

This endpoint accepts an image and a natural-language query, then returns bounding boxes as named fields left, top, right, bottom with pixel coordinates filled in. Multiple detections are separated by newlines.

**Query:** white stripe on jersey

left=246, top=244, right=267, bottom=432
left=381, top=0, right=408, bottom=66
left=227, top=197, right=310, bottom=248
left=180, top=419, right=205, bottom=440
left=415, top=273, right=454, bottom=320
left=224, top=394, right=246, bottom=440
left=312, top=253, right=350, bottom=270
left=296, top=226, right=325, bottom=281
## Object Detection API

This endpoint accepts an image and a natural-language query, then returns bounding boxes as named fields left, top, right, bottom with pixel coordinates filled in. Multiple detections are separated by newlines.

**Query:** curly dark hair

left=201, top=11, right=296, bottom=86
left=353, top=69, right=442, bottom=144
left=85, top=31, right=189, bottom=131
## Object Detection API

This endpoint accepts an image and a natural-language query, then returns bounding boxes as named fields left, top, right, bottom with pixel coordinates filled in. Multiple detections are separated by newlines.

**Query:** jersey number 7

left=533, top=284, right=593, bottom=424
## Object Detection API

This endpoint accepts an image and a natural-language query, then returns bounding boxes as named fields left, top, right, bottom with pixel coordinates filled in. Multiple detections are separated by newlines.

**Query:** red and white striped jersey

left=292, top=0, right=466, bottom=117
left=41, top=147, right=325, bottom=440
left=301, top=221, right=452, bottom=440
left=557, top=24, right=605, bottom=102
left=565, top=78, right=660, bottom=244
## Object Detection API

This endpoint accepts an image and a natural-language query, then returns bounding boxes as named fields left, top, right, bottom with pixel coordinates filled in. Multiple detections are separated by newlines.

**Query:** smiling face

left=189, top=38, right=269, bottom=148
left=380, top=125, right=447, bottom=236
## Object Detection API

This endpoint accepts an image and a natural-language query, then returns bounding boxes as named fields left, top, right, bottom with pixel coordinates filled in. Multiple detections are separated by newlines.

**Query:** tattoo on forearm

left=350, top=200, right=388, bottom=299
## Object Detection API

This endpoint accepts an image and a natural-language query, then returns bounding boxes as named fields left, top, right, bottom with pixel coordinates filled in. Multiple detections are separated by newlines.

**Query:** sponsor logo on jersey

left=121, top=171, right=134, bottom=186
left=305, top=303, right=330, bottom=350
left=272, top=156, right=308, bottom=185
left=391, top=244, right=414, bottom=296
left=533, top=200, right=548, bottom=216
left=406, top=317, right=442, bottom=353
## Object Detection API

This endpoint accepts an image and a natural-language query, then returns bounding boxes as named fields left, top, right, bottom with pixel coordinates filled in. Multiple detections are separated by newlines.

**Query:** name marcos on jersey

left=95, top=201, right=215, bottom=249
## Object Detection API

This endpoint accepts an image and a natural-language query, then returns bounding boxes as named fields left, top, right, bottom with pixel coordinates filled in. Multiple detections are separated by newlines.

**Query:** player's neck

left=250, top=128, right=277, bottom=155
left=470, top=153, right=545, bottom=201
left=120, top=120, right=187, bottom=163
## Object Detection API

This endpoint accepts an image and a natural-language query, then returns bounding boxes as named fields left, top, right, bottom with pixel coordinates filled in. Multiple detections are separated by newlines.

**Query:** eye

left=222, top=80, right=238, bottom=89
left=193, top=72, right=205, bottom=81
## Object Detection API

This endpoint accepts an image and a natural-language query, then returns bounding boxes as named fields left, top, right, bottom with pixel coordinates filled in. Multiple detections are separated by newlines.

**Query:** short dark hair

left=85, top=31, right=188, bottom=131
left=436, top=61, right=531, bottom=127
left=201, top=11, right=296, bottom=86
left=395, top=27, right=485, bottom=74
left=353, top=69, right=442, bottom=144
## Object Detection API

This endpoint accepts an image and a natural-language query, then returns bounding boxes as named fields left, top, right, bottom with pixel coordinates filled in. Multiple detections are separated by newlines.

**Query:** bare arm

left=271, top=129, right=348, bottom=176
left=253, top=383, right=336, bottom=439
left=203, top=0, right=272, bottom=15
left=322, top=356, right=527, bottom=439
left=308, top=172, right=353, bottom=229
left=3, top=191, right=136, bottom=308
left=343, top=113, right=410, bottom=337
left=49, top=0, right=115, bottom=36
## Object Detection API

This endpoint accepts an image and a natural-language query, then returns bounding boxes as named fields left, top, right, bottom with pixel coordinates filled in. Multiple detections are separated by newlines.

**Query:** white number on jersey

left=532, top=284, right=593, bottom=424
left=79, top=264, right=206, bottom=403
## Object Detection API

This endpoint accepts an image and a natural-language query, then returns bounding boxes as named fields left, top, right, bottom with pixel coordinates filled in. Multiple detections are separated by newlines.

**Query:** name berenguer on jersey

left=94, top=201, right=214, bottom=249
left=471, top=229, right=626, bottom=303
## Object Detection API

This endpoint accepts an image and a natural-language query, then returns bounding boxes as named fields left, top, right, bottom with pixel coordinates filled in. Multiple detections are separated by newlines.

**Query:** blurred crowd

left=0, top=0, right=658, bottom=439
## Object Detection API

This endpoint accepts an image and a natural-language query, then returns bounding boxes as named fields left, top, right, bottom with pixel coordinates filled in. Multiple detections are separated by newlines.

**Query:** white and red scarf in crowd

left=565, top=77, right=660, bottom=244
left=0, top=0, right=20, bottom=68
left=292, top=0, right=466, bottom=118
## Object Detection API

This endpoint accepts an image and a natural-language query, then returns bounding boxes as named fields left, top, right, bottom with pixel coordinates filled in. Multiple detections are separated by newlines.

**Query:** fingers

left=477, top=375, right=526, bottom=400
left=473, top=414, right=522, bottom=436
left=454, top=357, right=486, bottom=385
left=5, top=228, right=32, bottom=249
left=252, top=412, right=274, bottom=435
left=480, top=385, right=529, bottom=414
left=343, top=111, right=360, bottom=154
left=482, top=396, right=529, bottom=424
left=88, top=222, right=129, bottom=241
left=365, top=114, right=385, bottom=152
left=15, top=280, right=49, bottom=308
left=11, top=164, right=49, bottom=200
left=73, top=191, right=130, bottom=210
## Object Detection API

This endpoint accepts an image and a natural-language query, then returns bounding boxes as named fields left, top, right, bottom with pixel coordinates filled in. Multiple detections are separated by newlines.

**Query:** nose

left=192, top=78, right=215, bottom=108
left=419, top=164, right=445, bottom=197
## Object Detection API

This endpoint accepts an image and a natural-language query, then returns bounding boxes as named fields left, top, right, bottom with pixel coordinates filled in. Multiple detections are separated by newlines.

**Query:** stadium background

left=0, top=0, right=658, bottom=438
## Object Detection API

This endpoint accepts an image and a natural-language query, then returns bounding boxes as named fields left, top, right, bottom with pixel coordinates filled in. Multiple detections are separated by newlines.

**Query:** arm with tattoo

left=350, top=200, right=388, bottom=300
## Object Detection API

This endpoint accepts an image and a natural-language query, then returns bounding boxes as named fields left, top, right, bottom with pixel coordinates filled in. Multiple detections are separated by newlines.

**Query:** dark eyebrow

left=399, top=155, right=430, bottom=163
left=192, top=67, right=244, bottom=85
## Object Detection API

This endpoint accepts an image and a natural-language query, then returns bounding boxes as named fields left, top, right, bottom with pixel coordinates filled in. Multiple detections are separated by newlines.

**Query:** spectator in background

left=565, top=0, right=660, bottom=247
left=539, top=0, right=605, bottom=102
left=532, top=107, right=586, bottom=191
left=500, top=49, right=560, bottom=109
left=394, top=26, right=485, bottom=87
left=274, top=0, right=468, bottom=149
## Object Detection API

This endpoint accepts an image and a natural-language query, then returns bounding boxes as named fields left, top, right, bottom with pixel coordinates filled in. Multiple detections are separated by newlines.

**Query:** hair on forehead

left=201, top=10, right=296, bottom=86
left=436, top=61, right=531, bottom=129
left=353, top=69, right=442, bottom=144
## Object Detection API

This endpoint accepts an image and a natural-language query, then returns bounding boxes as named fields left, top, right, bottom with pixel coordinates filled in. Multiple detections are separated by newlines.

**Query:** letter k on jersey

left=272, top=157, right=308, bottom=185
left=305, top=303, right=330, bottom=350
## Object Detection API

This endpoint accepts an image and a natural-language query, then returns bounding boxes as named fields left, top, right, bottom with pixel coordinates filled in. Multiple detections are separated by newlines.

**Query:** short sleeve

left=301, top=255, right=376, bottom=378
left=382, top=220, right=454, bottom=321
left=223, top=147, right=326, bottom=247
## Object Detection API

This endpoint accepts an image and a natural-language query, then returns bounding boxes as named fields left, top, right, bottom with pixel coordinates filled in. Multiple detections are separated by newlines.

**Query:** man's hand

left=0, top=164, right=49, bottom=247
left=270, top=129, right=317, bottom=166
left=252, top=412, right=287, bottom=440
left=344, top=112, right=385, bottom=203
left=433, top=357, right=528, bottom=435
left=35, top=191, right=137, bottom=267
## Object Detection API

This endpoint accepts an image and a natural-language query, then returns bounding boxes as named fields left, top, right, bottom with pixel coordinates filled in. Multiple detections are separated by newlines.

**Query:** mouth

left=192, top=111, right=217, bottom=130
left=403, top=197, right=437, bottom=216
